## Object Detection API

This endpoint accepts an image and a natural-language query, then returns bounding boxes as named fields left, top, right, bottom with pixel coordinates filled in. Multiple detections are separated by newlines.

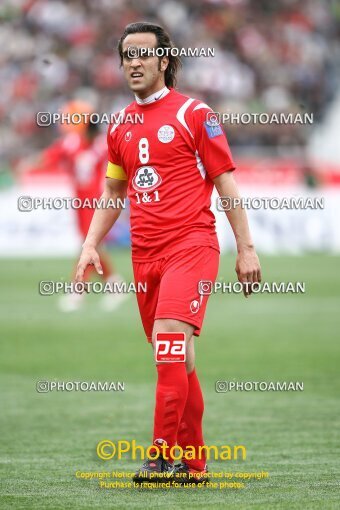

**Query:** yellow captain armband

left=106, top=161, right=127, bottom=180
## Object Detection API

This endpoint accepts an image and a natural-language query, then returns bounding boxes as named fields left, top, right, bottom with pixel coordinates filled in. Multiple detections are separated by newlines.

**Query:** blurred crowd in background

left=0, top=0, right=339, bottom=177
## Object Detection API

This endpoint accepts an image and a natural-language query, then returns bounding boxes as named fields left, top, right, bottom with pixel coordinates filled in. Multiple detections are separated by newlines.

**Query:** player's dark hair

left=117, top=22, right=182, bottom=88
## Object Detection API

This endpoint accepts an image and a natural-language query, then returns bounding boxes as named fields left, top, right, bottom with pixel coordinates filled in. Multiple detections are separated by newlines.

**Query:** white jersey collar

left=135, top=86, right=170, bottom=105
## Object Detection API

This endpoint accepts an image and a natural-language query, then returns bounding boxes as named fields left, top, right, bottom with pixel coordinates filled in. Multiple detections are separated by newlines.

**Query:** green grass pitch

left=0, top=251, right=340, bottom=509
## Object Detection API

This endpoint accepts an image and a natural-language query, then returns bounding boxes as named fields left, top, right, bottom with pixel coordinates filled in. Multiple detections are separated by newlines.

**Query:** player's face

left=122, top=33, right=169, bottom=99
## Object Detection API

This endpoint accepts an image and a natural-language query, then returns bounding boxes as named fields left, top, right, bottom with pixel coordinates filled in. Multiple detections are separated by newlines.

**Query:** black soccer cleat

left=133, top=455, right=175, bottom=483
left=173, top=461, right=209, bottom=484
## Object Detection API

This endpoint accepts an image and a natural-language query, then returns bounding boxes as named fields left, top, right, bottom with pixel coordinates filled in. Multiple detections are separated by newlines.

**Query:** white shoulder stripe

left=193, top=102, right=211, bottom=111
left=176, top=98, right=195, bottom=138
left=110, top=108, right=126, bottom=134
left=195, top=150, right=206, bottom=179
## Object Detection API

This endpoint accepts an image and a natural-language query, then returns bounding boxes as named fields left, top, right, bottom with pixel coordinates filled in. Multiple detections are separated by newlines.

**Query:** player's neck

left=134, top=86, right=170, bottom=105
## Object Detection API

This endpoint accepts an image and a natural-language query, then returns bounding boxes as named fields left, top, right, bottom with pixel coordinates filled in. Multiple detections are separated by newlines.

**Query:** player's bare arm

left=213, top=171, right=261, bottom=297
left=75, top=177, right=127, bottom=282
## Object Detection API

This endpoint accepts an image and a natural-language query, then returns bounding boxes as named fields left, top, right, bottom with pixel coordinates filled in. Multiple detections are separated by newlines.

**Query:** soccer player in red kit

left=75, top=22, right=261, bottom=483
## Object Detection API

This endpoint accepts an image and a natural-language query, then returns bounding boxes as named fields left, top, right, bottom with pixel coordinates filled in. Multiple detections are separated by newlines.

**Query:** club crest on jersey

left=132, top=166, right=162, bottom=192
left=157, top=125, right=175, bottom=143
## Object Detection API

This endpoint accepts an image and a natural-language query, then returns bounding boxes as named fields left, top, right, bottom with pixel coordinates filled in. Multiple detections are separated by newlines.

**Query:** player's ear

left=159, top=56, right=169, bottom=72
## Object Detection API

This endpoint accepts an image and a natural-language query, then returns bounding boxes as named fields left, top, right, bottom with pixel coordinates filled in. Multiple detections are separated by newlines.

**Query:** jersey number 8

left=138, top=138, right=149, bottom=164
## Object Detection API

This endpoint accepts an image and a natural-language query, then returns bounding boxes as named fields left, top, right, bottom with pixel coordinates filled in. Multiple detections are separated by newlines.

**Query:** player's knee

left=152, top=319, right=195, bottom=365
left=154, top=318, right=181, bottom=334
left=152, top=319, right=194, bottom=342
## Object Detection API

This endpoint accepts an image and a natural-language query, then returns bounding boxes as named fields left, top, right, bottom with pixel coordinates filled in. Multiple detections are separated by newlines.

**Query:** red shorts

left=133, top=245, right=220, bottom=342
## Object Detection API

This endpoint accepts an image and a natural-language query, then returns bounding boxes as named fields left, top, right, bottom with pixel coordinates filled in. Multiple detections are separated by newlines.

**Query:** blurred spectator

left=0, top=0, right=339, bottom=172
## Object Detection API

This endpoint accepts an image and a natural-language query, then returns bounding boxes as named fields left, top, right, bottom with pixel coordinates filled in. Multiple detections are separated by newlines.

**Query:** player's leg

left=133, top=318, right=194, bottom=483
left=132, top=260, right=174, bottom=482
left=176, top=375, right=208, bottom=480
left=185, top=333, right=195, bottom=374
left=149, top=319, right=208, bottom=483
left=151, top=318, right=194, bottom=462
left=166, top=330, right=208, bottom=483
left=153, top=246, right=219, bottom=483
left=133, top=247, right=218, bottom=482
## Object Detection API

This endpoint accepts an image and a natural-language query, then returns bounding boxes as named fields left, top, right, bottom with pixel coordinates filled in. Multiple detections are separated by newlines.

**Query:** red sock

left=177, top=369, right=206, bottom=471
left=153, top=363, right=188, bottom=463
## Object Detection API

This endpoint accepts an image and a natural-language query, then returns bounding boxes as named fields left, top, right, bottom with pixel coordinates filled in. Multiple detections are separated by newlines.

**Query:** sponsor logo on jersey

left=157, top=125, right=175, bottom=143
left=125, top=131, right=132, bottom=142
left=190, top=299, right=200, bottom=314
left=132, top=166, right=162, bottom=192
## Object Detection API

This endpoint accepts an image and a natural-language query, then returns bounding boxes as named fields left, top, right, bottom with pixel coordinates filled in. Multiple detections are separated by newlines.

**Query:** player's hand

left=75, top=245, right=103, bottom=283
left=235, top=247, right=261, bottom=298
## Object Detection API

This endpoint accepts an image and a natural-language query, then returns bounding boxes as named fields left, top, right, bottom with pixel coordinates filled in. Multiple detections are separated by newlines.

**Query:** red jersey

left=106, top=88, right=235, bottom=261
